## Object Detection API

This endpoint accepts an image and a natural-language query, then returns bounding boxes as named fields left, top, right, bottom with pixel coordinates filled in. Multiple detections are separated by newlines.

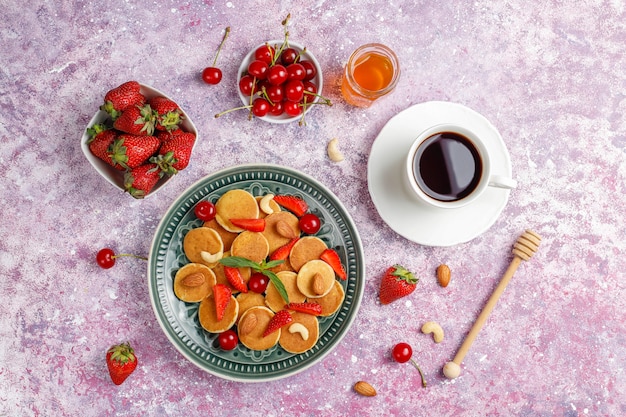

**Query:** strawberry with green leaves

left=100, top=81, right=145, bottom=120
left=106, top=342, right=137, bottom=385
left=148, top=96, right=183, bottom=132
left=150, top=132, right=196, bottom=175
left=86, top=124, right=124, bottom=170
left=110, top=134, right=160, bottom=170
left=379, top=264, right=418, bottom=305
left=113, top=104, right=157, bottom=136
left=124, top=163, right=161, bottom=199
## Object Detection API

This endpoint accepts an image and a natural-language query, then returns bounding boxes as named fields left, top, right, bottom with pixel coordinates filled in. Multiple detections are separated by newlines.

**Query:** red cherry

left=283, top=100, right=302, bottom=117
left=248, top=272, right=269, bottom=293
left=280, top=47, right=299, bottom=65
left=300, top=60, right=317, bottom=81
left=266, top=84, right=284, bottom=103
left=392, top=342, right=413, bottom=363
left=248, top=60, right=269, bottom=80
left=96, top=248, right=116, bottom=269
left=239, top=74, right=256, bottom=96
left=284, top=80, right=304, bottom=102
left=254, top=44, right=275, bottom=64
left=299, top=213, right=321, bottom=234
left=252, top=98, right=270, bottom=117
left=202, top=67, right=222, bottom=85
left=194, top=200, right=216, bottom=221
left=303, top=81, right=318, bottom=104
left=267, top=64, right=288, bottom=85
left=218, top=330, right=238, bottom=350
left=287, top=63, right=306, bottom=81
left=268, top=100, right=284, bottom=116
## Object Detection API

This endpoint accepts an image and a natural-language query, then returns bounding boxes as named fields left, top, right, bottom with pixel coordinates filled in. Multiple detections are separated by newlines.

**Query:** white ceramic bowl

left=237, top=40, right=323, bottom=124
left=81, top=84, right=198, bottom=198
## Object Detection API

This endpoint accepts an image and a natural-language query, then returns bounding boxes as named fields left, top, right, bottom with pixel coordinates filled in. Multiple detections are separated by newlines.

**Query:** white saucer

left=367, top=101, right=513, bottom=247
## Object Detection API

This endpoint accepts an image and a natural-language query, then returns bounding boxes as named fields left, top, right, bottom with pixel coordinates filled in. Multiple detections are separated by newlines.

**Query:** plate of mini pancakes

left=148, top=164, right=365, bottom=382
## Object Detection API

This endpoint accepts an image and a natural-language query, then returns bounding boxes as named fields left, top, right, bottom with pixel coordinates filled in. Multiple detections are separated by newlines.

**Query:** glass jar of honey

left=341, top=43, right=400, bottom=107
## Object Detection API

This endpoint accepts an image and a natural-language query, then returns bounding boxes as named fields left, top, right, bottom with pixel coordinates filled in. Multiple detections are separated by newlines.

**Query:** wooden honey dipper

left=443, top=230, right=541, bottom=379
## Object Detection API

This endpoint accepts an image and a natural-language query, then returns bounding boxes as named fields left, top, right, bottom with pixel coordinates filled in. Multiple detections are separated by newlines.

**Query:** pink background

left=1, top=1, right=624, bottom=416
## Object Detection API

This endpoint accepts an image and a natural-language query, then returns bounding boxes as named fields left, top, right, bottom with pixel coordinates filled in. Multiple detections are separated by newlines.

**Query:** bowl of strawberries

left=81, top=81, right=198, bottom=199
left=234, top=40, right=327, bottom=125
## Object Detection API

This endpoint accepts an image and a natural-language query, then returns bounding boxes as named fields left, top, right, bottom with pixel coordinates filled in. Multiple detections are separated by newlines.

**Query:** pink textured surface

left=1, top=1, right=624, bottom=416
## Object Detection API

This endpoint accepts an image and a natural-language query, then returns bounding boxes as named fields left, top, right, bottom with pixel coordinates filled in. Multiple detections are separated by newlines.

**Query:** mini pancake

left=238, top=306, right=280, bottom=351
left=288, top=236, right=328, bottom=272
left=215, top=189, right=259, bottom=233
left=198, top=294, right=239, bottom=333
left=183, top=227, right=224, bottom=268
left=265, top=271, right=306, bottom=312
left=212, top=252, right=251, bottom=293
left=297, top=259, right=336, bottom=298
left=313, top=280, right=345, bottom=317
left=173, top=263, right=216, bottom=303
left=269, top=256, right=295, bottom=274
left=203, top=218, right=238, bottom=251
left=235, top=292, right=266, bottom=322
left=255, top=195, right=281, bottom=218
left=262, top=211, right=300, bottom=254
left=279, top=311, right=319, bottom=354
left=230, top=231, right=269, bottom=263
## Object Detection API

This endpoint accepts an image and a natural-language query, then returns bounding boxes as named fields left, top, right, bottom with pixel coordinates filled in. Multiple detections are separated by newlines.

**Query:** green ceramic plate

left=148, top=164, right=365, bottom=382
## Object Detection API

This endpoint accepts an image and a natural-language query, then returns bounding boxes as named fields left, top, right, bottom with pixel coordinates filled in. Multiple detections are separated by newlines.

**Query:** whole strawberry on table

left=106, top=342, right=137, bottom=385
left=86, top=80, right=196, bottom=199
left=379, top=264, right=419, bottom=304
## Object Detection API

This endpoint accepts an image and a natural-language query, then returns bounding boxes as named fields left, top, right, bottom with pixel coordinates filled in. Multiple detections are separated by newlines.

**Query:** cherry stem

left=214, top=104, right=251, bottom=118
left=113, top=253, right=148, bottom=261
left=409, top=358, right=427, bottom=388
left=212, top=26, right=230, bottom=66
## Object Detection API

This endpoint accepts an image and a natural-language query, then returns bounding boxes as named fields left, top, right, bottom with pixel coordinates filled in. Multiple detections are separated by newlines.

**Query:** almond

left=181, top=272, right=205, bottom=287
left=239, top=313, right=257, bottom=336
left=354, top=381, right=377, bottom=397
left=312, top=272, right=326, bottom=295
left=275, top=220, right=297, bottom=239
left=437, top=264, right=451, bottom=288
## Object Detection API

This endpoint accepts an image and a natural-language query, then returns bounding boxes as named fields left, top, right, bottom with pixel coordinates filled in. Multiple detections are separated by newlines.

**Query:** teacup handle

left=489, top=175, right=517, bottom=189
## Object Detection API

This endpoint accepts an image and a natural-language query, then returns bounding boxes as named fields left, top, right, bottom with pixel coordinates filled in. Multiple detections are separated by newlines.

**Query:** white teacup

left=405, top=124, right=516, bottom=209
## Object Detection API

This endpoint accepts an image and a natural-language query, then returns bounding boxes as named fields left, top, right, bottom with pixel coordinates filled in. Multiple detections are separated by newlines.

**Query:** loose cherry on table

left=391, top=342, right=427, bottom=388
left=96, top=248, right=148, bottom=269
left=202, top=27, right=230, bottom=85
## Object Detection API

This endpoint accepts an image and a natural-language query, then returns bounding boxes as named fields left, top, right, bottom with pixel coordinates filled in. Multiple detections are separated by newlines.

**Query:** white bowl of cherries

left=233, top=40, right=328, bottom=124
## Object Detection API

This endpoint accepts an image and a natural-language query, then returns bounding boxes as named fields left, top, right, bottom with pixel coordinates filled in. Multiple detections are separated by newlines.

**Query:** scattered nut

left=239, top=313, right=257, bottom=336
left=421, top=321, right=444, bottom=343
left=312, top=273, right=326, bottom=295
left=327, top=138, right=345, bottom=162
left=200, top=249, right=223, bottom=264
left=437, top=264, right=451, bottom=287
left=353, top=381, right=377, bottom=397
left=275, top=219, right=297, bottom=239
left=180, top=272, right=205, bottom=287
left=288, top=323, right=309, bottom=340
left=259, top=194, right=275, bottom=215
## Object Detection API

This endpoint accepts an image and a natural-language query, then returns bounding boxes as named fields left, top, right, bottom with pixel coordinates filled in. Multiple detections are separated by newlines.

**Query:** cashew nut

left=327, top=138, right=344, bottom=162
left=259, top=193, right=275, bottom=215
left=200, top=249, right=223, bottom=264
left=288, top=323, right=309, bottom=340
left=421, top=321, right=444, bottom=343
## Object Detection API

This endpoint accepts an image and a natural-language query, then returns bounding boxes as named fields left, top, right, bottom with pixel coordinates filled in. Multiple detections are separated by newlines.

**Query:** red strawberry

left=113, top=104, right=157, bottom=136
left=213, top=284, right=232, bottom=321
left=150, top=132, right=196, bottom=175
left=100, top=81, right=145, bottom=120
left=86, top=124, right=124, bottom=170
left=156, top=128, right=185, bottom=143
left=106, top=342, right=137, bottom=385
left=110, top=134, right=160, bottom=170
left=223, top=266, right=248, bottom=293
left=229, top=218, right=265, bottom=232
left=320, top=248, right=347, bottom=280
left=148, top=96, right=183, bottom=132
left=124, top=163, right=161, bottom=199
left=379, top=264, right=418, bottom=305
left=285, top=302, right=322, bottom=316
left=269, top=237, right=299, bottom=261
left=272, top=195, right=308, bottom=217
left=263, top=310, right=293, bottom=337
